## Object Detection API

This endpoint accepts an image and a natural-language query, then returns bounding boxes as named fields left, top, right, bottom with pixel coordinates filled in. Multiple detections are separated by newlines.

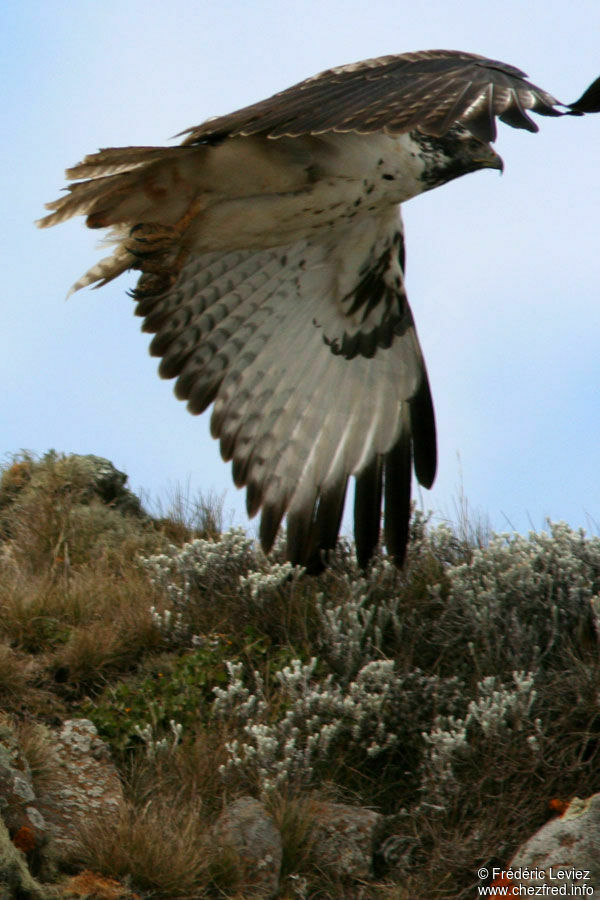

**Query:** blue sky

left=3, top=0, right=600, bottom=539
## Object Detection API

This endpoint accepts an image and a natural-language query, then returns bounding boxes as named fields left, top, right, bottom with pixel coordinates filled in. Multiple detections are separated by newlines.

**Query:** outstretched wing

left=181, top=49, right=581, bottom=145
left=134, top=209, right=435, bottom=571
left=39, top=49, right=599, bottom=237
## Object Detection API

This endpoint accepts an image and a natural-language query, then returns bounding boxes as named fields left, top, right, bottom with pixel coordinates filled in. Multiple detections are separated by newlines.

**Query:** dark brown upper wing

left=181, top=49, right=571, bottom=145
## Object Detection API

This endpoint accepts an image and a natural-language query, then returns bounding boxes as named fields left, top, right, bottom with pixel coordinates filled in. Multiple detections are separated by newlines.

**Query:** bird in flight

left=39, top=50, right=600, bottom=572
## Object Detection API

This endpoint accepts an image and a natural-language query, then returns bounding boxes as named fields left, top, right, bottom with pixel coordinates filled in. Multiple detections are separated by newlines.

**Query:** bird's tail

left=37, top=146, right=196, bottom=229
left=37, top=145, right=206, bottom=293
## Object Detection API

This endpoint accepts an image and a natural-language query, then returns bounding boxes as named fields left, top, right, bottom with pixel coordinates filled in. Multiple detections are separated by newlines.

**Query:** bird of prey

left=39, top=50, right=600, bottom=572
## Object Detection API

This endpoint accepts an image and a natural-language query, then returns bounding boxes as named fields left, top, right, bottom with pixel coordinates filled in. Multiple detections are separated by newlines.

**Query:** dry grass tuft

left=125, top=731, right=230, bottom=819
left=17, top=721, right=65, bottom=798
left=0, top=641, right=34, bottom=697
left=148, top=480, right=226, bottom=542
left=72, top=797, right=212, bottom=897
left=50, top=570, right=162, bottom=693
left=268, top=792, right=319, bottom=884
left=72, top=764, right=244, bottom=900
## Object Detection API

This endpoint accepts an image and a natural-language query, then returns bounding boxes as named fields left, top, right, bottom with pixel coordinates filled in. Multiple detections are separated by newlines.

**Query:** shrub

left=85, top=643, right=231, bottom=754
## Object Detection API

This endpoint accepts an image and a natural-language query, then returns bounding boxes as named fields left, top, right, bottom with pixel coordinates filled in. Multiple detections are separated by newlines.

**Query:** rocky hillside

left=1, top=451, right=600, bottom=899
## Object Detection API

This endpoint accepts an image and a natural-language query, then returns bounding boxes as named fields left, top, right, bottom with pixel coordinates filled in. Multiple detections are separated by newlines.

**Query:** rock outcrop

left=35, top=720, right=124, bottom=862
left=507, top=794, right=600, bottom=896
left=310, top=799, right=382, bottom=881
left=214, top=796, right=282, bottom=898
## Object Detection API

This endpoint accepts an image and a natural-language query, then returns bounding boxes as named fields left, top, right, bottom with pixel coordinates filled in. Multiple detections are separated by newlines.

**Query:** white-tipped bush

left=141, top=528, right=256, bottom=645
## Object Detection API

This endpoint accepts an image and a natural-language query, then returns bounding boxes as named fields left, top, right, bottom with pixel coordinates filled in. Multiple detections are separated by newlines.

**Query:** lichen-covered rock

left=310, top=799, right=382, bottom=880
left=214, top=796, right=282, bottom=898
left=35, top=720, right=123, bottom=861
left=67, top=455, right=143, bottom=517
left=509, top=793, right=600, bottom=895
left=0, top=817, right=49, bottom=900
left=0, top=718, right=47, bottom=849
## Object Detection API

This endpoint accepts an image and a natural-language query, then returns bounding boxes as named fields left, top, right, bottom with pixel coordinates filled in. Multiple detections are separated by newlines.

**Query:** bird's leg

left=125, top=194, right=207, bottom=295
left=125, top=192, right=207, bottom=264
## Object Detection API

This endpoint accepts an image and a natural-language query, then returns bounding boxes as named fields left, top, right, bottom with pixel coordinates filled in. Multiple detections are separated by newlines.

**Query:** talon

left=124, top=196, right=205, bottom=286
left=133, top=271, right=176, bottom=297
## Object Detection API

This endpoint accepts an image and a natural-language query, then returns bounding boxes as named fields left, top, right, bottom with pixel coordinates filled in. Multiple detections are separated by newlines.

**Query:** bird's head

left=413, top=125, right=504, bottom=191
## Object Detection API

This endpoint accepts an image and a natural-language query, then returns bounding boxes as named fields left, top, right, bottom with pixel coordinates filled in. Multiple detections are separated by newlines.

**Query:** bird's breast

left=187, top=132, right=428, bottom=252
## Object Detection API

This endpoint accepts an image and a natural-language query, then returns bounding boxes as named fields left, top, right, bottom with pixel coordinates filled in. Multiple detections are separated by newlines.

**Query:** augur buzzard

left=39, top=50, right=600, bottom=571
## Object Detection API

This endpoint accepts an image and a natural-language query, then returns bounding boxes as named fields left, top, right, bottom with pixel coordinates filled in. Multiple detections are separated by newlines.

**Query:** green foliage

left=85, top=643, right=230, bottom=754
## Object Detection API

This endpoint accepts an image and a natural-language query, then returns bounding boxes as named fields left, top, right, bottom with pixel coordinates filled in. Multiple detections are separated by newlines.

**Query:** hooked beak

left=476, top=145, right=504, bottom=173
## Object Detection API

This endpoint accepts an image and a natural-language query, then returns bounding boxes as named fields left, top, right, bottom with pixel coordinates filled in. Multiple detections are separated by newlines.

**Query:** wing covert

left=181, top=49, right=565, bottom=145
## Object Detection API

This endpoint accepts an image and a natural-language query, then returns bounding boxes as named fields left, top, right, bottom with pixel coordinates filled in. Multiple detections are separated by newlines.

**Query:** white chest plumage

left=187, top=132, right=430, bottom=253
